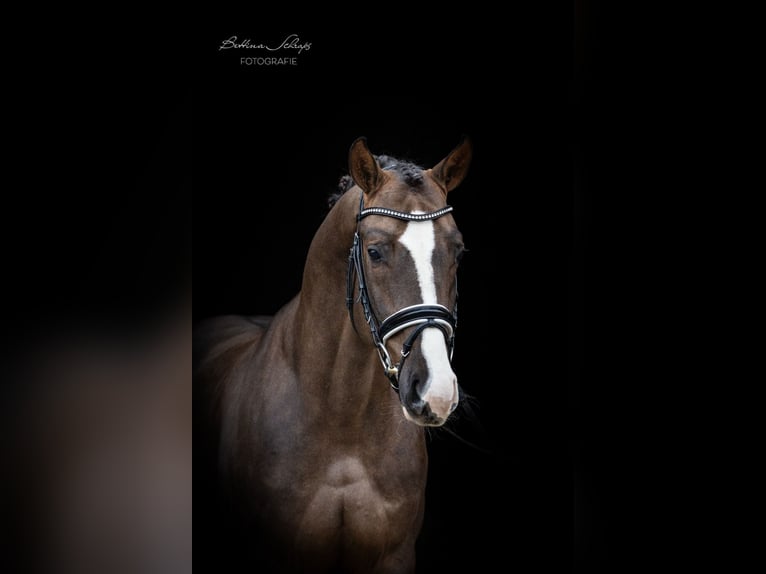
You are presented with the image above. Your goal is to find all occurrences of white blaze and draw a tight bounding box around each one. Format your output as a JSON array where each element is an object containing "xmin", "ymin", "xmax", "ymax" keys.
[{"xmin": 398, "ymin": 216, "xmax": 458, "ymax": 415}]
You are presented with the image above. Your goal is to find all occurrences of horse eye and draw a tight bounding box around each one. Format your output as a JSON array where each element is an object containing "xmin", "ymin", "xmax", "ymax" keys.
[
  {"xmin": 367, "ymin": 247, "xmax": 382, "ymax": 262},
  {"xmin": 456, "ymin": 247, "xmax": 466, "ymax": 264}
]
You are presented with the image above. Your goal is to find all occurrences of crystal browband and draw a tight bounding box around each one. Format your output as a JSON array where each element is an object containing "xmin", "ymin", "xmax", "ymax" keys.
[{"xmin": 358, "ymin": 206, "xmax": 454, "ymax": 222}]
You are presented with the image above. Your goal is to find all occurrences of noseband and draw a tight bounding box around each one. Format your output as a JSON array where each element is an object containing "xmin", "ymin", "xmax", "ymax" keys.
[{"xmin": 346, "ymin": 192, "xmax": 458, "ymax": 392}]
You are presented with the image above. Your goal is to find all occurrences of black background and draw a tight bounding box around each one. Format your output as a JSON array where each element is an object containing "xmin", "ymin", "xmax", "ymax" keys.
[
  {"xmin": 0, "ymin": 5, "xmax": 743, "ymax": 573},
  {"xmin": 189, "ymin": 9, "xmax": 724, "ymax": 572},
  {"xmin": 194, "ymin": 15, "xmax": 574, "ymax": 574},
  {"xmin": 0, "ymin": 6, "xmax": 667, "ymax": 573}
]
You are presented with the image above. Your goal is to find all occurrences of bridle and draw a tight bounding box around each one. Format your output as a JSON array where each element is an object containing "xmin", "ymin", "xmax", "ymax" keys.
[{"xmin": 346, "ymin": 191, "xmax": 458, "ymax": 392}]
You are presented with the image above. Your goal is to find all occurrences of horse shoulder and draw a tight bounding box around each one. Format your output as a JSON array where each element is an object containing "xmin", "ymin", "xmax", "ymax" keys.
[
  {"xmin": 201, "ymin": 300, "xmax": 305, "ymax": 476},
  {"xmin": 193, "ymin": 314, "xmax": 273, "ymax": 437}
]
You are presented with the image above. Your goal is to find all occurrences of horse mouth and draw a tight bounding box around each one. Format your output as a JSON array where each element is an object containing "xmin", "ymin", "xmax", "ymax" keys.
[{"xmin": 401, "ymin": 405, "xmax": 448, "ymax": 427}]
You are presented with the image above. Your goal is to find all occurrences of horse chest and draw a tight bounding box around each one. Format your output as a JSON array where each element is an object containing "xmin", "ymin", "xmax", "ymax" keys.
[
  {"xmin": 286, "ymin": 455, "xmax": 422, "ymax": 563},
  {"xmin": 299, "ymin": 456, "xmax": 405, "ymax": 532}
]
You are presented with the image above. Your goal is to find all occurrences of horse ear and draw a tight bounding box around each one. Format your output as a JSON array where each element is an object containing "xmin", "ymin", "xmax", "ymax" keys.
[
  {"xmin": 349, "ymin": 137, "xmax": 386, "ymax": 195},
  {"xmin": 432, "ymin": 136, "xmax": 473, "ymax": 193}
]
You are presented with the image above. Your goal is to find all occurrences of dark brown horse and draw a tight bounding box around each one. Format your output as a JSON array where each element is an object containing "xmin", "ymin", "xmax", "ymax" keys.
[{"xmin": 195, "ymin": 137, "xmax": 472, "ymax": 572}]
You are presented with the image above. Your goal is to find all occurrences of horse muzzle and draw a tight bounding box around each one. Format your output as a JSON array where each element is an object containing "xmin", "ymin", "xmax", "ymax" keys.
[{"xmin": 397, "ymin": 328, "xmax": 459, "ymax": 426}]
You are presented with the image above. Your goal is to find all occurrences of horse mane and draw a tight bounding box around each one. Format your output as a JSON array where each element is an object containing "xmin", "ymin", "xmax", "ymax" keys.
[{"xmin": 327, "ymin": 155, "xmax": 425, "ymax": 208}]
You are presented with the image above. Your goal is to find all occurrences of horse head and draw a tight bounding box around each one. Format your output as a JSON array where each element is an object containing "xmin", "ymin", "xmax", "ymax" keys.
[{"xmin": 347, "ymin": 137, "xmax": 472, "ymax": 426}]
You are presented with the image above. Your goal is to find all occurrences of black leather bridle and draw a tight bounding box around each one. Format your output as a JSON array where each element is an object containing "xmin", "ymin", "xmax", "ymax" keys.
[{"xmin": 346, "ymin": 191, "xmax": 458, "ymax": 392}]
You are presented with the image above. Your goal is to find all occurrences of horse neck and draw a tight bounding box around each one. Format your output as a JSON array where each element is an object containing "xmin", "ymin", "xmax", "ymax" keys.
[{"xmin": 293, "ymin": 191, "xmax": 395, "ymax": 419}]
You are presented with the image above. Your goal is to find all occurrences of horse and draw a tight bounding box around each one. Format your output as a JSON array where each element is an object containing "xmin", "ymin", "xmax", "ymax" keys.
[{"xmin": 194, "ymin": 136, "xmax": 472, "ymax": 573}]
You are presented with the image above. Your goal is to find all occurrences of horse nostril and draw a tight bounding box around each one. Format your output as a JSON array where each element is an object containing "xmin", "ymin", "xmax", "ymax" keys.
[
  {"xmin": 409, "ymin": 393, "xmax": 426, "ymax": 415},
  {"xmin": 408, "ymin": 378, "xmax": 426, "ymax": 415},
  {"xmin": 409, "ymin": 371, "xmax": 427, "ymax": 396}
]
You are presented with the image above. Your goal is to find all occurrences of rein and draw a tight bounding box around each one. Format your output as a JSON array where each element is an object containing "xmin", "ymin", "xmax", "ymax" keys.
[{"xmin": 346, "ymin": 192, "xmax": 458, "ymax": 392}]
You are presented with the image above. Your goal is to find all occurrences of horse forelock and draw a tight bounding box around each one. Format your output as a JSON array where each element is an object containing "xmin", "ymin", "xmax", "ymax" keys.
[{"xmin": 328, "ymin": 155, "xmax": 426, "ymax": 209}]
